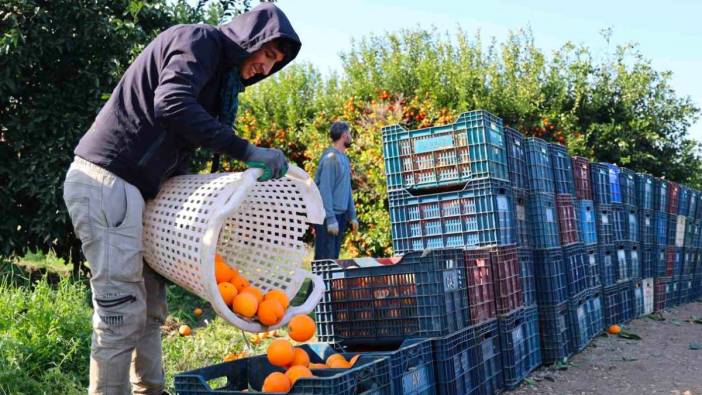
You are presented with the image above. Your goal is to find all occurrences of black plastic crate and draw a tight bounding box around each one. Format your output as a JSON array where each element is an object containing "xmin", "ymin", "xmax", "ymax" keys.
[
  {"xmin": 567, "ymin": 292, "xmax": 590, "ymax": 353},
  {"xmin": 523, "ymin": 304, "xmax": 542, "ymax": 375},
  {"xmin": 549, "ymin": 143, "xmax": 575, "ymax": 195},
  {"xmin": 572, "ymin": 156, "xmax": 592, "ymax": 200},
  {"xmin": 598, "ymin": 244, "xmax": 617, "ymax": 286},
  {"xmin": 388, "ymin": 179, "xmax": 515, "ymax": 253},
  {"xmin": 639, "ymin": 210, "xmax": 655, "ymax": 245},
  {"xmin": 533, "ymin": 248, "xmax": 568, "ymax": 305},
  {"xmin": 603, "ymin": 281, "xmax": 634, "ymax": 326},
  {"xmin": 174, "ymin": 344, "xmax": 392, "ymax": 395},
  {"xmin": 636, "ymin": 173, "xmax": 654, "ymax": 211},
  {"xmin": 527, "ymin": 192, "xmax": 560, "ymax": 249},
  {"xmin": 584, "ymin": 246, "xmax": 601, "ymax": 290},
  {"xmin": 653, "ymin": 177, "xmax": 669, "ymax": 213},
  {"xmin": 490, "ymin": 245, "xmax": 524, "ymax": 315},
  {"xmin": 595, "ymin": 204, "xmax": 615, "ymax": 245},
  {"xmin": 519, "ymin": 248, "xmax": 536, "ymax": 307},
  {"xmin": 513, "ymin": 188, "xmax": 529, "ymax": 247},
  {"xmin": 312, "ymin": 249, "xmax": 469, "ymax": 346},
  {"xmin": 619, "ymin": 167, "xmax": 637, "ymax": 207},
  {"xmin": 562, "ymin": 243, "xmax": 589, "ymax": 297},
  {"xmin": 464, "ymin": 248, "xmax": 496, "ymax": 325},
  {"xmin": 504, "ymin": 127, "xmax": 528, "ymax": 191},
  {"xmin": 538, "ymin": 302, "xmax": 572, "ymax": 365},
  {"xmin": 525, "ymin": 137, "xmax": 555, "ymax": 193},
  {"xmin": 556, "ymin": 194, "xmax": 581, "ymax": 246},
  {"xmin": 432, "ymin": 320, "xmax": 502, "ymax": 395}
]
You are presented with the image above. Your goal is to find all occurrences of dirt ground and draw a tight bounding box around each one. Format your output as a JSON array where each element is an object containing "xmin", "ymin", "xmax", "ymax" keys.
[{"xmin": 509, "ymin": 301, "xmax": 702, "ymax": 395}]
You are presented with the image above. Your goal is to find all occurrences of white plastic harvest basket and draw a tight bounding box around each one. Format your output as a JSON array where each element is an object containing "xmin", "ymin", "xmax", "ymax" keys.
[{"xmin": 143, "ymin": 165, "xmax": 325, "ymax": 332}]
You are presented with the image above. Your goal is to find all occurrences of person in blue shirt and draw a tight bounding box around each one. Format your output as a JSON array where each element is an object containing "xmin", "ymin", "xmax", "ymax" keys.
[{"xmin": 314, "ymin": 121, "xmax": 358, "ymax": 259}]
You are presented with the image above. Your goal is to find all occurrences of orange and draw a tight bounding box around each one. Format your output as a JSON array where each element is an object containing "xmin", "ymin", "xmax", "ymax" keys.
[
  {"xmin": 289, "ymin": 347, "xmax": 310, "ymax": 367},
  {"xmin": 608, "ymin": 324, "xmax": 622, "ymax": 335},
  {"xmin": 267, "ymin": 339, "xmax": 295, "ymax": 367},
  {"xmin": 288, "ymin": 314, "xmax": 316, "ymax": 342},
  {"xmin": 258, "ymin": 299, "xmax": 285, "ymax": 326},
  {"xmin": 231, "ymin": 274, "xmax": 251, "ymax": 292},
  {"xmin": 348, "ymin": 354, "xmax": 360, "ymax": 367},
  {"xmin": 218, "ymin": 282, "xmax": 238, "ymax": 305},
  {"xmin": 193, "ymin": 307, "xmax": 203, "ymax": 318},
  {"xmin": 309, "ymin": 363, "xmax": 327, "ymax": 369},
  {"xmin": 223, "ymin": 353, "xmax": 238, "ymax": 362},
  {"xmin": 261, "ymin": 371, "xmax": 291, "ymax": 392},
  {"xmin": 325, "ymin": 354, "xmax": 347, "ymax": 366},
  {"xmin": 215, "ymin": 254, "xmax": 237, "ymax": 283},
  {"xmin": 178, "ymin": 324, "xmax": 191, "ymax": 336},
  {"xmin": 232, "ymin": 292, "xmax": 259, "ymax": 318},
  {"xmin": 241, "ymin": 286, "xmax": 264, "ymax": 303},
  {"xmin": 285, "ymin": 365, "xmax": 313, "ymax": 385},
  {"xmin": 264, "ymin": 289, "xmax": 290, "ymax": 310},
  {"xmin": 327, "ymin": 359, "xmax": 351, "ymax": 369}
]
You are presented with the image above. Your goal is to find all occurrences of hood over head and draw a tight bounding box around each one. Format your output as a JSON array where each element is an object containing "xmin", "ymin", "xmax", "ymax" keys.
[{"xmin": 218, "ymin": 3, "xmax": 301, "ymax": 86}]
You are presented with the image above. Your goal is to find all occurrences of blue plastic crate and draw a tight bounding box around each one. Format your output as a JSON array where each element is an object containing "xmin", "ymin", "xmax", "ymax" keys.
[
  {"xmin": 174, "ymin": 344, "xmax": 392, "ymax": 395},
  {"xmin": 678, "ymin": 185, "xmax": 691, "ymax": 216},
  {"xmin": 640, "ymin": 244, "xmax": 655, "ymax": 279},
  {"xmin": 523, "ymin": 305, "xmax": 542, "ymax": 375},
  {"xmin": 639, "ymin": 210, "xmax": 655, "ymax": 245},
  {"xmin": 654, "ymin": 177, "xmax": 669, "ymax": 213},
  {"xmin": 667, "ymin": 278, "xmax": 680, "ymax": 307},
  {"xmin": 619, "ymin": 167, "xmax": 637, "ymax": 207},
  {"xmin": 631, "ymin": 279, "xmax": 644, "ymax": 317},
  {"xmin": 538, "ymin": 301, "xmax": 572, "ymax": 365},
  {"xmin": 513, "ymin": 188, "xmax": 529, "ymax": 247},
  {"xmin": 586, "ymin": 288, "xmax": 605, "ymax": 339},
  {"xmin": 533, "ymin": 248, "xmax": 568, "ymax": 305},
  {"xmin": 611, "ymin": 204, "xmax": 638, "ymax": 242},
  {"xmin": 654, "ymin": 211, "xmax": 668, "ymax": 246},
  {"xmin": 567, "ymin": 292, "xmax": 590, "ymax": 353},
  {"xmin": 606, "ymin": 164, "xmax": 623, "ymax": 204},
  {"xmin": 382, "ymin": 110, "xmax": 508, "ymax": 191},
  {"xmin": 549, "ymin": 143, "xmax": 575, "ymax": 195},
  {"xmin": 681, "ymin": 248, "xmax": 693, "ymax": 276},
  {"xmin": 525, "ymin": 137, "xmax": 555, "ymax": 193},
  {"xmin": 431, "ymin": 320, "xmax": 502, "ymax": 395},
  {"xmin": 615, "ymin": 243, "xmax": 630, "ymax": 282},
  {"xmin": 688, "ymin": 189, "xmax": 699, "ymax": 220},
  {"xmin": 595, "ymin": 204, "xmax": 615, "ymax": 245},
  {"xmin": 388, "ymin": 179, "xmax": 514, "ymax": 254},
  {"xmin": 356, "ymin": 339, "xmax": 436, "ymax": 395},
  {"xmin": 527, "ymin": 192, "xmax": 560, "ymax": 249},
  {"xmin": 684, "ymin": 220, "xmax": 696, "ymax": 248},
  {"xmin": 498, "ymin": 308, "xmax": 530, "ymax": 389},
  {"xmin": 636, "ymin": 173, "xmax": 654, "ymax": 211},
  {"xmin": 504, "ymin": 127, "xmax": 528, "ymax": 191},
  {"xmin": 311, "ymin": 249, "xmax": 469, "ymax": 346},
  {"xmin": 603, "ymin": 280, "xmax": 634, "ymax": 326},
  {"xmin": 578, "ymin": 200, "xmax": 597, "ymax": 246},
  {"xmin": 519, "ymin": 248, "xmax": 536, "ymax": 307},
  {"xmin": 584, "ymin": 246, "xmax": 601, "ymax": 290},
  {"xmin": 668, "ymin": 214, "xmax": 685, "ymax": 247},
  {"xmin": 677, "ymin": 275, "xmax": 693, "ymax": 304},
  {"xmin": 590, "ymin": 163, "xmax": 612, "ymax": 204},
  {"xmin": 598, "ymin": 244, "xmax": 617, "ymax": 286},
  {"xmin": 562, "ymin": 243, "xmax": 589, "ymax": 297},
  {"xmin": 653, "ymin": 245, "xmax": 668, "ymax": 276},
  {"xmin": 629, "ymin": 243, "xmax": 642, "ymax": 280}
]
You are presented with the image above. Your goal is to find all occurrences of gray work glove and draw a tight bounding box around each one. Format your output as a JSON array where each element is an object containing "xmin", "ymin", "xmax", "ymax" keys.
[
  {"xmin": 327, "ymin": 219, "xmax": 339, "ymax": 236},
  {"xmin": 243, "ymin": 144, "xmax": 288, "ymax": 181}
]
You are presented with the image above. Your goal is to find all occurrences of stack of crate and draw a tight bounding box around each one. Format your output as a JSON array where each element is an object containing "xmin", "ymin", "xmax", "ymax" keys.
[{"xmin": 636, "ymin": 173, "xmax": 656, "ymax": 315}]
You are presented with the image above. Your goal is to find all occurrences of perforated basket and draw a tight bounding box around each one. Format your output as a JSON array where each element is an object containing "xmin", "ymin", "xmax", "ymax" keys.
[{"xmin": 143, "ymin": 166, "xmax": 325, "ymax": 332}]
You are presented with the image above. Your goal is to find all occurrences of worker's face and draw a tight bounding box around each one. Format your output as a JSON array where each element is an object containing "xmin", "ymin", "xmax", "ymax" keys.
[{"xmin": 240, "ymin": 41, "xmax": 285, "ymax": 80}]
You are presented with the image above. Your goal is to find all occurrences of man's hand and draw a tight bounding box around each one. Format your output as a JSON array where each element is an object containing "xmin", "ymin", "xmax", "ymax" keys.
[
  {"xmin": 350, "ymin": 219, "xmax": 359, "ymax": 232},
  {"xmin": 327, "ymin": 221, "xmax": 339, "ymax": 236},
  {"xmin": 243, "ymin": 144, "xmax": 288, "ymax": 181}
]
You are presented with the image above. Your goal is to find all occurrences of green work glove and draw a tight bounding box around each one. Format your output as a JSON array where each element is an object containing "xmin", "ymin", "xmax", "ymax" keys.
[{"xmin": 243, "ymin": 144, "xmax": 289, "ymax": 181}]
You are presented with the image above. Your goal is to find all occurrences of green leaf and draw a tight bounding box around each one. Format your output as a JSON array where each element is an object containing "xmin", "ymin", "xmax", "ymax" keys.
[
  {"xmin": 689, "ymin": 316, "xmax": 702, "ymax": 325},
  {"xmin": 618, "ymin": 331, "xmax": 642, "ymax": 340},
  {"xmin": 689, "ymin": 342, "xmax": 702, "ymax": 350},
  {"xmin": 646, "ymin": 313, "xmax": 665, "ymax": 321}
]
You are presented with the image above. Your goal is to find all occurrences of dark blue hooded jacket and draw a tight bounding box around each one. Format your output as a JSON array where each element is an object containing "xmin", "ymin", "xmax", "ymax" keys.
[{"xmin": 74, "ymin": 3, "xmax": 301, "ymax": 199}]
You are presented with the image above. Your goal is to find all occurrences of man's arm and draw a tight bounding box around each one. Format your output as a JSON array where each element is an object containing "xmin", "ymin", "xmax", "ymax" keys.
[{"xmin": 153, "ymin": 26, "xmax": 249, "ymax": 160}]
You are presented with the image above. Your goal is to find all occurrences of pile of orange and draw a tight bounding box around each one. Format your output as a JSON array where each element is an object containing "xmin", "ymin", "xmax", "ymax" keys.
[{"xmin": 215, "ymin": 253, "xmax": 292, "ymax": 326}]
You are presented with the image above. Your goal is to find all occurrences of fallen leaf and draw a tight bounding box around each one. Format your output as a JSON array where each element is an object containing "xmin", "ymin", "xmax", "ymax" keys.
[
  {"xmin": 618, "ymin": 331, "xmax": 642, "ymax": 340},
  {"xmin": 688, "ymin": 316, "xmax": 702, "ymax": 325},
  {"xmin": 544, "ymin": 375, "xmax": 556, "ymax": 382},
  {"xmin": 524, "ymin": 378, "xmax": 536, "ymax": 386},
  {"xmin": 670, "ymin": 319, "xmax": 682, "ymax": 326},
  {"xmin": 689, "ymin": 342, "xmax": 702, "ymax": 350},
  {"xmin": 621, "ymin": 356, "xmax": 638, "ymax": 362},
  {"xmin": 647, "ymin": 313, "xmax": 665, "ymax": 321}
]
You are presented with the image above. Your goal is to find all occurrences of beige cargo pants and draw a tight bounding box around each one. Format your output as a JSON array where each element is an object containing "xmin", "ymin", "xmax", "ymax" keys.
[{"xmin": 63, "ymin": 156, "xmax": 167, "ymax": 395}]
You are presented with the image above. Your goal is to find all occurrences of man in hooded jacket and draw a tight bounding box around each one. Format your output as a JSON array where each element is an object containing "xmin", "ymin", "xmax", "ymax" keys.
[{"xmin": 62, "ymin": 4, "xmax": 300, "ymax": 394}]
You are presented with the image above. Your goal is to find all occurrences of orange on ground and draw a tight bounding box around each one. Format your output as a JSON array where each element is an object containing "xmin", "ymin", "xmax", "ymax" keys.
[
  {"xmin": 258, "ymin": 299, "xmax": 285, "ymax": 326},
  {"xmin": 178, "ymin": 325, "xmax": 191, "ymax": 336},
  {"xmin": 285, "ymin": 365, "xmax": 313, "ymax": 385},
  {"xmin": 218, "ymin": 282, "xmax": 238, "ymax": 305},
  {"xmin": 608, "ymin": 324, "xmax": 622, "ymax": 335},
  {"xmin": 232, "ymin": 292, "xmax": 259, "ymax": 318},
  {"xmin": 193, "ymin": 307, "xmax": 203, "ymax": 318},
  {"xmin": 215, "ymin": 254, "xmax": 237, "ymax": 283},
  {"xmin": 241, "ymin": 286, "xmax": 264, "ymax": 303},
  {"xmin": 264, "ymin": 289, "xmax": 290, "ymax": 310},
  {"xmin": 231, "ymin": 274, "xmax": 251, "ymax": 292},
  {"xmin": 261, "ymin": 372, "xmax": 291, "ymax": 393},
  {"xmin": 267, "ymin": 339, "xmax": 295, "ymax": 367},
  {"xmin": 289, "ymin": 347, "xmax": 310, "ymax": 367},
  {"xmin": 288, "ymin": 314, "xmax": 316, "ymax": 342}
]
